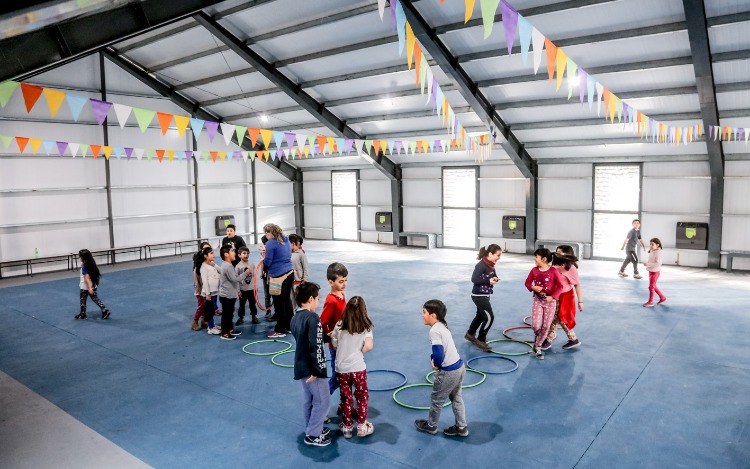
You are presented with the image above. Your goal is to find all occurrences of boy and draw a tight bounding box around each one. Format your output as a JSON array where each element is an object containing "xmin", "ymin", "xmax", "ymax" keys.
[
  {"xmin": 218, "ymin": 246, "xmax": 250, "ymax": 340},
  {"xmin": 221, "ymin": 224, "xmax": 246, "ymax": 267},
  {"xmin": 415, "ymin": 299, "xmax": 469, "ymax": 437},
  {"xmin": 290, "ymin": 282, "xmax": 331, "ymax": 447},
  {"xmin": 235, "ymin": 246, "xmax": 259, "ymax": 325},
  {"xmin": 289, "ymin": 234, "xmax": 309, "ymax": 284},
  {"xmin": 320, "ymin": 262, "xmax": 348, "ymax": 397},
  {"xmin": 618, "ymin": 219, "xmax": 647, "ymax": 279}
]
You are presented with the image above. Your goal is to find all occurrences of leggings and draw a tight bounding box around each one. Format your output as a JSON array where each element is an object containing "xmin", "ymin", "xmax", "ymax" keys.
[
  {"xmin": 80, "ymin": 289, "xmax": 108, "ymax": 314},
  {"xmin": 648, "ymin": 271, "xmax": 665, "ymax": 303},
  {"xmin": 337, "ymin": 370, "xmax": 369, "ymax": 427},
  {"xmin": 531, "ymin": 297, "xmax": 557, "ymax": 348},
  {"xmin": 272, "ymin": 272, "xmax": 295, "ymax": 333},
  {"xmin": 468, "ymin": 295, "xmax": 494, "ymax": 342},
  {"xmin": 620, "ymin": 250, "xmax": 640, "ymax": 274}
]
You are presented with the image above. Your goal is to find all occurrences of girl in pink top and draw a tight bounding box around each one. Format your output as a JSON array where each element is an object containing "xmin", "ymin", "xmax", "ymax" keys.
[
  {"xmin": 545, "ymin": 245, "xmax": 583, "ymax": 350},
  {"xmin": 642, "ymin": 238, "xmax": 666, "ymax": 307},
  {"xmin": 524, "ymin": 248, "xmax": 564, "ymax": 360}
]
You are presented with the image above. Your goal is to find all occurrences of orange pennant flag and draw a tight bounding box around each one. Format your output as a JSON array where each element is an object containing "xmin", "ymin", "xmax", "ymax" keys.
[
  {"xmin": 406, "ymin": 23, "xmax": 416, "ymax": 70},
  {"xmin": 248, "ymin": 128, "xmax": 260, "ymax": 147},
  {"xmin": 555, "ymin": 49, "xmax": 567, "ymax": 92},
  {"xmin": 697, "ymin": 123, "xmax": 703, "ymax": 137},
  {"xmin": 156, "ymin": 149, "xmax": 165, "ymax": 162},
  {"xmin": 544, "ymin": 39, "xmax": 557, "ymax": 82},
  {"xmin": 174, "ymin": 115, "xmax": 190, "ymax": 137},
  {"xmin": 156, "ymin": 112, "xmax": 173, "ymax": 135},
  {"xmin": 103, "ymin": 146, "xmax": 112, "ymax": 160},
  {"xmin": 90, "ymin": 145, "xmax": 101, "ymax": 159},
  {"xmin": 15, "ymin": 137, "xmax": 29, "ymax": 152},
  {"xmin": 43, "ymin": 88, "xmax": 66, "ymax": 117},
  {"xmin": 167, "ymin": 150, "xmax": 175, "ymax": 161},
  {"xmin": 210, "ymin": 151, "xmax": 218, "ymax": 162},
  {"xmin": 675, "ymin": 127, "xmax": 681, "ymax": 145},
  {"xmin": 30, "ymin": 138, "xmax": 42, "ymax": 153},
  {"xmin": 602, "ymin": 89, "xmax": 611, "ymax": 121},
  {"xmin": 373, "ymin": 140, "xmax": 382, "ymax": 155},
  {"xmin": 317, "ymin": 136, "xmax": 327, "ymax": 155},
  {"xmin": 451, "ymin": 139, "xmax": 457, "ymax": 150},
  {"xmin": 414, "ymin": 44, "xmax": 422, "ymax": 87},
  {"xmin": 260, "ymin": 129, "xmax": 273, "ymax": 148},
  {"xmin": 20, "ymin": 83, "xmax": 43, "ymax": 112}
]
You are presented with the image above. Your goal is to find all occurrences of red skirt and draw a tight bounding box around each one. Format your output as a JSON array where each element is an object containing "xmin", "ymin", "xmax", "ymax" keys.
[{"xmin": 558, "ymin": 289, "xmax": 576, "ymax": 330}]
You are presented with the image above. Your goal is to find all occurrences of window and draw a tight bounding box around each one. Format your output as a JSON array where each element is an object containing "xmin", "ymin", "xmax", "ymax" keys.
[
  {"xmin": 442, "ymin": 168, "xmax": 477, "ymax": 248},
  {"xmin": 331, "ymin": 171, "xmax": 358, "ymax": 240},
  {"xmin": 592, "ymin": 165, "xmax": 640, "ymax": 258}
]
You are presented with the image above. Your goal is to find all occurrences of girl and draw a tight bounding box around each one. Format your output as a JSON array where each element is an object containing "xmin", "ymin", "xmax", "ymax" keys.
[
  {"xmin": 331, "ymin": 296, "xmax": 374, "ymax": 439},
  {"xmin": 199, "ymin": 247, "xmax": 221, "ymax": 334},
  {"xmin": 643, "ymin": 238, "xmax": 666, "ymax": 307},
  {"xmin": 75, "ymin": 249, "xmax": 111, "ymax": 320},
  {"xmin": 465, "ymin": 244, "xmax": 501, "ymax": 352},
  {"xmin": 191, "ymin": 242, "xmax": 213, "ymax": 331},
  {"xmin": 524, "ymin": 248, "xmax": 564, "ymax": 360},
  {"xmin": 416, "ymin": 299, "xmax": 469, "ymax": 437},
  {"xmin": 545, "ymin": 245, "xmax": 583, "ymax": 350}
]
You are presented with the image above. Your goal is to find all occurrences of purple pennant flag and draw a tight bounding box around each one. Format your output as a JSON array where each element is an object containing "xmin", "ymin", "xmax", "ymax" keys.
[
  {"xmin": 56, "ymin": 141, "xmax": 68, "ymax": 156},
  {"xmin": 431, "ymin": 78, "xmax": 438, "ymax": 109},
  {"xmin": 501, "ymin": 0, "xmax": 519, "ymax": 56},
  {"xmin": 709, "ymin": 125, "xmax": 714, "ymax": 140},
  {"xmin": 284, "ymin": 132, "xmax": 296, "ymax": 150},
  {"xmin": 185, "ymin": 150, "xmax": 192, "ymax": 160},
  {"xmin": 276, "ymin": 148, "xmax": 283, "ymax": 160},
  {"xmin": 125, "ymin": 147, "xmax": 133, "ymax": 160},
  {"xmin": 232, "ymin": 151, "xmax": 239, "ymax": 161},
  {"xmin": 579, "ymin": 70, "xmax": 587, "ymax": 103},
  {"xmin": 739, "ymin": 128, "xmax": 745, "ymax": 142},
  {"xmin": 622, "ymin": 103, "xmax": 629, "ymax": 123},
  {"xmin": 344, "ymin": 138, "xmax": 354, "ymax": 154},
  {"xmin": 390, "ymin": 0, "xmax": 398, "ymax": 31},
  {"xmin": 395, "ymin": 141, "xmax": 403, "ymax": 154},
  {"xmin": 434, "ymin": 140, "xmax": 442, "ymax": 152},
  {"xmin": 205, "ymin": 121, "xmax": 219, "ymax": 142},
  {"xmin": 89, "ymin": 99, "xmax": 113, "ymax": 125}
]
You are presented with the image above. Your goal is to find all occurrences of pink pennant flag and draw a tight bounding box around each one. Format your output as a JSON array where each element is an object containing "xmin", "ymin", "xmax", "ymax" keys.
[
  {"xmin": 205, "ymin": 121, "xmax": 219, "ymax": 142},
  {"xmin": 89, "ymin": 99, "xmax": 113, "ymax": 125},
  {"xmin": 500, "ymin": 0, "xmax": 518, "ymax": 55}
]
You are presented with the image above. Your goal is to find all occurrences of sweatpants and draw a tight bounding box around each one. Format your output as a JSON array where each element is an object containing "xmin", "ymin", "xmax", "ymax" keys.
[
  {"xmin": 219, "ymin": 297, "xmax": 237, "ymax": 335},
  {"xmin": 301, "ymin": 376, "xmax": 330, "ymax": 437},
  {"xmin": 428, "ymin": 365, "xmax": 467, "ymax": 428},
  {"xmin": 468, "ymin": 295, "xmax": 494, "ymax": 342},
  {"xmin": 620, "ymin": 250, "xmax": 640, "ymax": 274},
  {"xmin": 532, "ymin": 297, "xmax": 557, "ymax": 348},
  {"xmin": 238, "ymin": 289, "xmax": 258, "ymax": 318},
  {"xmin": 79, "ymin": 289, "xmax": 108, "ymax": 314},
  {"xmin": 338, "ymin": 370, "xmax": 368, "ymax": 427},
  {"xmin": 193, "ymin": 295, "xmax": 205, "ymax": 321}
]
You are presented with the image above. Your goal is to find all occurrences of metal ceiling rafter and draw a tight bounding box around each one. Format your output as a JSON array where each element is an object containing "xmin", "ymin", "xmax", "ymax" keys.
[
  {"xmin": 101, "ymin": 48, "xmax": 297, "ymax": 181},
  {"xmin": 681, "ymin": 0, "xmax": 724, "ymax": 269},
  {"xmin": 193, "ymin": 11, "xmax": 399, "ymax": 181}
]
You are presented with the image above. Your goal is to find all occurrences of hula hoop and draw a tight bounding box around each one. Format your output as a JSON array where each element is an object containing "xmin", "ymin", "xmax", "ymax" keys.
[
  {"xmin": 486, "ymin": 338, "xmax": 534, "ymax": 356},
  {"xmin": 425, "ymin": 368, "xmax": 486, "ymax": 389},
  {"xmin": 466, "ymin": 355, "xmax": 518, "ymax": 375},
  {"xmin": 524, "ymin": 315, "xmax": 560, "ymax": 329},
  {"xmin": 366, "ymin": 369, "xmax": 408, "ymax": 391},
  {"xmin": 253, "ymin": 262, "xmax": 272, "ymax": 312},
  {"xmin": 392, "ymin": 383, "xmax": 451, "ymax": 410},
  {"xmin": 503, "ymin": 325, "xmax": 535, "ymax": 344},
  {"xmin": 271, "ymin": 349, "xmax": 295, "ymax": 368},
  {"xmin": 242, "ymin": 339, "xmax": 292, "ymax": 356}
]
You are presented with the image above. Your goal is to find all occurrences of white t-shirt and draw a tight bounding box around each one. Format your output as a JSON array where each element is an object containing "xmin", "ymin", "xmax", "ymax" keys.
[
  {"xmin": 331, "ymin": 322, "xmax": 373, "ymax": 374},
  {"xmin": 429, "ymin": 322, "xmax": 460, "ymax": 368}
]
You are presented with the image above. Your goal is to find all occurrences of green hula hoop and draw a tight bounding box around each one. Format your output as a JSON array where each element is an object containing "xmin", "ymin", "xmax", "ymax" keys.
[
  {"xmin": 242, "ymin": 339, "xmax": 293, "ymax": 356},
  {"xmin": 425, "ymin": 368, "xmax": 486, "ymax": 389},
  {"xmin": 271, "ymin": 349, "xmax": 295, "ymax": 368},
  {"xmin": 392, "ymin": 383, "xmax": 452, "ymax": 410},
  {"xmin": 486, "ymin": 338, "xmax": 534, "ymax": 356}
]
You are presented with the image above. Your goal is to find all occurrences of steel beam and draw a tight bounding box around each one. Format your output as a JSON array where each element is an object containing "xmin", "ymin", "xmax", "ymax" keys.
[{"xmin": 682, "ymin": 0, "xmax": 724, "ymax": 268}]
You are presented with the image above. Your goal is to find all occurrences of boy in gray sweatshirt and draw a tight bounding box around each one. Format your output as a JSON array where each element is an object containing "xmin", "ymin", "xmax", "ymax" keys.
[
  {"xmin": 235, "ymin": 246, "xmax": 258, "ymax": 325},
  {"xmin": 219, "ymin": 246, "xmax": 251, "ymax": 340}
]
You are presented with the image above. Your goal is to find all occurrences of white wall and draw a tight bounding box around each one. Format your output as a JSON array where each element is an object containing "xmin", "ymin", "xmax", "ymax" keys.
[
  {"xmin": 723, "ymin": 160, "xmax": 750, "ymax": 271},
  {"xmin": 479, "ymin": 163, "xmax": 527, "ymax": 253}
]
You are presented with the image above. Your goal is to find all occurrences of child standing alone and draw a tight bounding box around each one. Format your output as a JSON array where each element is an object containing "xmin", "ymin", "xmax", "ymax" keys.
[
  {"xmin": 74, "ymin": 249, "xmax": 111, "ymax": 320},
  {"xmin": 525, "ymin": 248, "xmax": 564, "ymax": 360},
  {"xmin": 642, "ymin": 238, "xmax": 667, "ymax": 307},
  {"xmin": 331, "ymin": 296, "xmax": 374, "ymax": 439},
  {"xmin": 465, "ymin": 244, "xmax": 501, "ymax": 352}
]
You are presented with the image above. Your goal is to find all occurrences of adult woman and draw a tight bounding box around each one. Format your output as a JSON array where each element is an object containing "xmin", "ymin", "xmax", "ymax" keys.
[{"xmin": 262, "ymin": 223, "xmax": 295, "ymax": 338}]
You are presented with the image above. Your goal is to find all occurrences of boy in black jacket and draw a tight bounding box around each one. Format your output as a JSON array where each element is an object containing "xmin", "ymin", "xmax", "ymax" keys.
[{"xmin": 290, "ymin": 282, "xmax": 331, "ymax": 447}]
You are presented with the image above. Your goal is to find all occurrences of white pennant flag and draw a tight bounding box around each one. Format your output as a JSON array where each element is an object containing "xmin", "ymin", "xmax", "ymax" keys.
[
  {"xmin": 378, "ymin": 0, "xmax": 386, "ymax": 19},
  {"xmin": 296, "ymin": 133, "xmax": 308, "ymax": 152},
  {"xmin": 220, "ymin": 123, "xmax": 235, "ymax": 146},
  {"xmin": 425, "ymin": 67, "xmax": 433, "ymax": 105},
  {"xmin": 283, "ymin": 148, "xmax": 290, "ymax": 159},
  {"xmin": 596, "ymin": 83, "xmax": 604, "ymax": 117},
  {"xmin": 745, "ymin": 128, "xmax": 749, "ymax": 144},
  {"xmin": 69, "ymin": 143, "xmax": 79, "ymax": 158},
  {"xmin": 354, "ymin": 139, "xmax": 364, "ymax": 155},
  {"xmin": 134, "ymin": 148, "xmax": 144, "ymax": 160},
  {"xmin": 531, "ymin": 28, "xmax": 545, "ymax": 74},
  {"xmin": 241, "ymin": 151, "xmax": 248, "ymax": 162},
  {"xmin": 193, "ymin": 150, "xmax": 202, "ymax": 160},
  {"xmin": 112, "ymin": 104, "xmax": 132, "ymax": 128}
]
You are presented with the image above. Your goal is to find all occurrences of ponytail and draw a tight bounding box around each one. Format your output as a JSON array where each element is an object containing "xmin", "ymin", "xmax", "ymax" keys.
[{"xmin": 477, "ymin": 243, "xmax": 502, "ymax": 260}]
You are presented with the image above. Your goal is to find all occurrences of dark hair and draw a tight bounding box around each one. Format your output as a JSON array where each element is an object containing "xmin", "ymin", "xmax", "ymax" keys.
[
  {"xmin": 632, "ymin": 219, "xmax": 641, "ymax": 224},
  {"xmin": 296, "ymin": 281, "xmax": 320, "ymax": 307},
  {"xmin": 326, "ymin": 262, "xmax": 348, "ymax": 281},
  {"xmin": 226, "ymin": 224, "xmax": 236, "ymax": 231},
  {"xmin": 220, "ymin": 245, "xmax": 233, "ymax": 260},
  {"xmin": 552, "ymin": 245, "xmax": 578, "ymax": 270},
  {"xmin": 650, "ymin": 238, "xmax": 662, "ymax": 250},
  {"xmin": 200, "ymin": 241, "xmax": 211, "ymax": 250},
  {"xmin": 79, "ymin": 249, "xmax": 101, "ymax": 286},
  {"xmin": 534, "ymin": 248, "xmax": 552, "ymax": 264},
  {"xmin": 288, "ymin": 233, "xmax": 303, "ymax": 245},
  {"xmin": 477, "ymin": 244, "xmax": 502, "ymax": 260},
  {"xmin": 423, "ymin": 299, "xmax": 448, "ymax": 327},
  {"xmin": 237, "ymin": 246, "xmax": 249, "ymax": 255},
  {"xmin": 341, "ymin": 296, "xmax": 373, "ymax": 334}
]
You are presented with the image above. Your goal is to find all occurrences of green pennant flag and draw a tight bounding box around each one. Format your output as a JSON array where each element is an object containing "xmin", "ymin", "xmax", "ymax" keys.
[
  {"xmin": 0, "ymin": 81, "xmax": 19, "ymax": 107},
  {"xmin": 79, "ymin": 143, "xmax": 89, "ymax": 158},
  {"xmin": 146, "ymin": 149, "xmax": 154, "ymax": 160},
  {"xmin": 133, "ymin": 108, "xmax": 156, "ymax": 133},
  {"xmin": 0, "ymin": 134, "xmax": 12, "ymax": 149},
  {"xmin": 409, "ymin": 141, "xmax": 418, "ymax": 154},
  {"xmin": 235, "ymin": 125, "xmax": 248, "ymax": 146},
  {"xmin": 307, "ymin": 135, "xmax": 317, "ymax": 155},
  {"xmin": 364, "ymin": 140, "xmax": 373, "ymax": 155},
  {"xmin": 248, "ymin": 150, "xmax": 256, "ymax": 161}
]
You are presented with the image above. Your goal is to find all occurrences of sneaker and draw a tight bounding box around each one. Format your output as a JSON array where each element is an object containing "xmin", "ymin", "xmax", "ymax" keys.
[
  {"xmin": 324, "ymin": 416, "xmax": 332, "ymax": 424},
  {"xmin": 357, "ymin": 421, "xmax": 374, "ymax": 437},
  {"xmin": 643, "ymin": 302, "xmax": 655, "ymax": 307},
  {"xmin": 220, "ymin": 333, "xmax": 236, "ymax": 341},
  {"xmin": 618, "ymin": 271, "xmax": 628, "ymax": 277},
  {"xmin": 251, "ymin": 317, "xmax": 260, "ymax": 324},
  {"xmin": 464, "ymin": 332, "xmax": 478, "ymax": 344},
  {"xmin": 475, "ymin": 340, "xmax": 492, "ymax": 352},
  {"xmin": 321, "ymin": 427, "xmax": 330, "ymax": 438},
  {"xmin": 562, "ymin": 339, "xmax": 581, "ymax": 350},
  {"xmin": 207, "ymin": 326, "xmax": 221, "ymax": 335},
  {"xmin": 303, "ymin": 434, "xmax": 331, "ymax": 447},
  {"xmin": 101, "ymin": 310, "xmax": 111, "ymax": 320},
  {"xmin": 657, "ymin": 297, "xmax": 667, "ymax": 305},
  {"xmin": 229, "ymin": 329, "xmax": 242, "ymax": 336},
  {"xmin": 534, "ymin": 347, "xmax": 544, "ymax": 360},
  {"xmin": 541, "ymin": 339, "xmax": 552, "ymax": 351},
  {"xmin": 415, "ymin": 419, "xmax": 437, "ymax": 435},
  {"xmin": 633, "ymin": 274, "xmax": 643, "ymax": 279},
  {"xmin": 74, "ymin": 313, "xmax": 87, "ymax": 320},
  {"xmin": 443, "ymin": 425, "xmax": 469, "ymax": 437},
  {"xmin": 267, "ymin": 331, "xmax": 286, "ymax": 338},
  {"xmin": 192, "ymin": 320, "xmax": 200, "ymax": 331},
  {"xmin": 235, "ymin": 317, "xmax": 244, "ymax": 326},
  {"xmin": 340, "ymin": 423, "xmax": 353, "ymax": 439}
]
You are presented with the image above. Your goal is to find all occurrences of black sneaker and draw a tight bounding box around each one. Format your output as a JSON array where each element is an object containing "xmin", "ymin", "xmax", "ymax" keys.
[
  {"xmin": 74, "ymin": 313, "xmax": 87, "ymax": 320},
  {"xmin": 321, "ymin": 427, "xmax": 330, "ymax": 438},
  {"xmin": 220, "ymin": 333, "xmax": 237, "ymax": 341},
  {"xmin": 443, "ymin": 425, "xmax": 469, "ymax": 437},
  {"xmin": 541, "ymin": 339, "xmax": 552, "ymax": 351},
  {"xmin": 235, "ymin": 317, "xmax": 244, "ymax": 326},
  {"xmin": 415, "ymin": 419, "xmax": 437, "ymax": 435},
  {"xmin": 304, "ymin": 434, "xmax": 331, "ymax": 447},
  {"xmin": 251, "ymin": 316, "xmax": 260, "ymax": 324},
  {"xmin": 562, "ymin": 339, "xmax": 581, "ymax": 350},
  {"xmin": 101, "ymin": 310, "xmax": 111, "ymax": 320},
  {"xmin": 229, "ymin": 329, "xmax": 242, "ymax": 336}
]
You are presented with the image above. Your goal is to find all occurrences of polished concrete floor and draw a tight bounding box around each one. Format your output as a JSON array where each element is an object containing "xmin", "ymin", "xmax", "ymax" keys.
[{"xmin": 1, "ymin": 241, "xmax": 748, "ymax": 468}]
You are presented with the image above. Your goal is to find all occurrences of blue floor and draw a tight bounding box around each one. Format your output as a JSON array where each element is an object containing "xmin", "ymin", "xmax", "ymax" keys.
[{"xmin": 1, "ymin": 241, "xmax": 748, "ymax": 468}]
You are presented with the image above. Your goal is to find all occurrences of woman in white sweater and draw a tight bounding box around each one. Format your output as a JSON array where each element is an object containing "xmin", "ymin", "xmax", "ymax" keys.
[{"xmin": 642, "ymin": 238, "xmax": 666, "ymax": 307}]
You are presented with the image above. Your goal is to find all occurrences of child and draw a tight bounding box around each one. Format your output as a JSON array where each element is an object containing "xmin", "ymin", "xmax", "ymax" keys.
[
  {"xmin": 619, "ymin": 219, "xmax": 647, "ymax": 279},
  {"xmin": 74, "ymin": 249, "xmax": 111, "ymax": 320},
  {"xmin": 192, "ymin": 249, "xmax": 206, "ymax": 330},
  {"xmin": 221, "ymin": 224, "xmax": 246, "ymax": 267},
  {"xmin": 290, "ymin": 282, "xmax": 331, "ymax": 447},
  {"xmin": 289, "ymin": 234, "xmax": 309, "ymax": 284},
  {"xmin": 415, "ymin": 299, "xmax": 469, "ymax": 438},
  {"xmin": 218, "ymin": 246, "xmax": 251, "ymax": 340},
  {"xmin": 199, "ymin": 241, "xmax": 221, "ymax": 316},
  {"xmin": 235, "ymin": 246, "xmax": 259, "ymax": 325},
  {"xmin": 525, "ymin": 248, "xmax": 564, "ymax": 360},
  {"xmin": 199, "ymin": 247, "xmax": 222, "ymax": 335},
  {"xmin": 465, "ymin": 244, "xmax": 501, "ymax": 352},
  {"xmin": 320, "ymin": 262, "xmax": 348, "ymax": 399},
  {"xmin": 331, "ymin": 296, "xmax": 374, "ymax": 439},
  {"xmin": 544, "ymin": 245, "xmax": 583, "ymax": 350},
  {"xmin": 642, "ymin": 238, "xmax": 666, "ymax": 307}
]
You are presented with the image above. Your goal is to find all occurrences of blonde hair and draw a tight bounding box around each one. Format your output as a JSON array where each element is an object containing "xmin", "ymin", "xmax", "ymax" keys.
[{"xmin": 263, "ymin": 223, "xmax": 284, "ymax": 244}]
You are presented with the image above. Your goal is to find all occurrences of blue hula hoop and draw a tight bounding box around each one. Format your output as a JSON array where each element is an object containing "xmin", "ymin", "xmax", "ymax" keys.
[
  {"xmin": 366, "ymin": 369, "xmax": 408, "ymax": 391},
  {"xmin": 466, "ymin": 355, "xmax": 518, "ymax": 375}
]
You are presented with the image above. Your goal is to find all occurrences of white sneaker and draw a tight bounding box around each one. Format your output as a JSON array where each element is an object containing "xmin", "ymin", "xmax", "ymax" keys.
[{"xmin": 207, "ymin": 326, "xmax": 221, "ymax": 335}]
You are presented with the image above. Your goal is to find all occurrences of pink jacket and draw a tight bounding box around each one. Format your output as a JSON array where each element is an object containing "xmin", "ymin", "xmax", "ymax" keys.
[{"xmin": 644, "ymin": 249, "xmax": 663, "ymax": 272}]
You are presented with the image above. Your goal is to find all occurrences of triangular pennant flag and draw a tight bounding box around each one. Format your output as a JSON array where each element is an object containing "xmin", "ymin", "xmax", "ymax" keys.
[
  {"xmin": 245, "ymin": 127, "xmax": 259, "ymax": 147},
  {"xmin": 284, "ymin": 132, "xmax": 296, "ymax": 151},
  {"xmin": 282, "ymin": 148, "xmax": 290, "ymax": 159},
  {"xmin": 145, "ymin": 149, "xmax": 154, "ymax": 160},
  {"xmin": 365, "ymin": 139, "xmax": 374, "ymax": 155},
  {"xmin": 205, "ymin": 121, "xmax": 219, "ymax": 142},
  {"xmin": 480, "ymin": 0, "xmax": 501, "ymax": 39},
  {"xmin": 43, "ymin": 88, "xmax": 66, "ymax": 117},
  {"xmin": 220, "ymin": 123, "xmax": 236, "ymax": 145},
  {"xmin": 166, "ymin": 150, "xmax": 175, "ymax": 162},
  {"xmin": 65, "ymin": 94, "xmax": 88, "ymax": 121},
  {"xmin": 420, "ymin": 54, "xmax": 428, "ymax": 95},
  {"xmin": 410, "ymin": 141, "xmax": 418, "ymax": 154},
  {"xmin": 102, "ymin": 146, "xmax": 112, "ymax": 160},
  {"xmin": 566, "ymin": 58, "xmax": 577, "ymax": 99},
  {"xmin": 555, "ymin": 48, "xmax": 567, "ymax": 91},
  {"xmin": 241, "ymin": 150, "xmax": 248, "ymax": 162},
  {"xmin": 235, "ymin": 125, "xmax": 248, "ymax": 146},
  {"xmin": 29, "ymin": 138, "xmax": 42, "ymax": 154},
  {"xmin": 345, "ymin": 138, "xmax": 354, "ymax": 155},
  {"xmin": 615, "ymin": 96, "xmax": 623, "ymax": 122},
  {"xmin": 465, "ymin": 0, "xmax": 476, "ymax": 23},
  {"xmin": 219, "ymin": 151, "xmax": 227, "ymax": 161},
  {"xmin": 0, "ymin": 81, "xmax": 19, "ymax": 107},
  {"xmin": 406, "ymin": 22, "xmax": 416, "ymax": 69},
  {"xmin": 327, "ymin": 137, "xmax": 336, "ymax": 155},
  {"xmin": 80, "ymin": 144, "xmax": 89, "ymax": 158},
  {"xmin": 518, "ymin": 15, "xmax": 532, "ymax": 64},
  {"xmin": 89, "ymin": 99, "xmax": 113, "ymax": 125},
  {"xmin": 296, "ymin": 133, "xmax": 308, "ymax": 152},
  {"xmin": 134, "ymin": 148, "xmax": 144, "ymax": 160},
  {"xmin": 190, "ymin": 118, "xmax": 205, "ymax": 140},
  {"xmin": 531, "ymin": 28, "xmax": 545, "ymax": 74},
  {"xmin": 90, "ymin": 144, "xmax": 101, "ymax": 159},
  {"xmin": 272, "ymin": 131, "xmax": 286, "ymax": 152},
  {"xmin": 112, "ymin": 146, "xmax": 123, "ymax": 160},
  {"xmin": 194, "ymin": 150, "xmax": 203, "ymax": 160},
  {"xmin": 42, "ymin": 139, "xmax": 55, "ymax": 154},
  {"xmin": 395, "ymin": 141, "xmax": 403, "ymax": 154},
  {"xmin": 354, "ymin": 139, "xmax": 364, "ymax": 155},
  {"xmin": 317, "ymin": 136, "xmax": 327, "ymax": 155},
  {"xmin": 16, "ymin": 137, "xmax": 30, "ymax": 153},
  {"xmin": 303, "ymin": 147, "xmax": 310, "ymax": 157},
  {"xmin": 156, "ymin": 112, "xmax": 174, "ymax": 135},
  {"xmin": 596, "ymin": 82, "xmax": 604, "ymax": 116},
  {"xmin": 56, "ymin": 141, "xmax": 68, "ymax": 156},
  {"xmin": 174, "ymin": 115, "xmax": 190, "ymax": 137},
  {"xmin": 545, "ymin": 39, "xmax": 557, "ymax": 82},
  {"xmin": 248, "ymin": 150, "xmax": 256, "ymax": 160},
  {"xmin": 414, "ymin": 43, "xmax": 422, "ymax": 87},
  {"xmin": 579, "ymin": 70, "xmax": 588, "ymax": 104},
  {"xmin": 176, "ymin": 150, "xmax": 184, "ymax": 161},
  {"xmin": 210, "ymin": 151, "xmax": 218, "ymax": 162},
  {"xmin": 396, "ymin": 2, "xmax": 407, "ymax": 56},
  {"xmin": 0, "ymin": 135, "xmax": 12, "ymax": 149},
  {"xmin": 69, "ymin": 143, "xmax": 80, "ymax": 158},
  {"xmin": 308, "ymin": 135, "xmax": 317, "ymax": 155},
  {"xmin": 113, "ymin": 103, "xmax": 132, "ymax": 128},
  {"xmin": 378, "ymin": 0, "xmax": 386, "ymax": 19},
  {"xmin": 260, "ymin": 129, "xmax": 273, "ymax": 148},
  {"xmin": 133, "ymin": 108, "xmax": 156, "ymax": 133},
  {"xmin": 500, "ymin": 0, "xmax": 518, "ymax": 54},
  {"xmin": 373, "ymin": 140, "xmax": 382, "ymax": 156},
  {"xmin": 388, "ymin": 140, "xmax": 395, "ymax": 155},
  {"xmin": 20, "ymin": 83, "xmax": 44, "ymax": 112},
  {"xmin": 183, "ymin": 150, "xmax": 191, "ymax": 161}
]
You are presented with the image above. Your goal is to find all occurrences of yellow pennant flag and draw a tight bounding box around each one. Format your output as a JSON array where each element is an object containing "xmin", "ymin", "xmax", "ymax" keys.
[
  {"xmin": 327, "ymin": 137, "xmax": 336, "ymax": 155},
  {"xmin": 103, "ymin": 146, "xmax": 113, "ymax": 160},
  {"xmin": 30, "ymin": 138, "xmax": 42, "ymax": 154},
  {"xmin": 465, "ymin": 0, "xmax": 475, "ymax": 23},
  {"xmin": 43, "ymin": 88, "xmax": 66, "ymax": 117},
  {"xmin": 219, "ymin": 151, "xmax": 226, "ymax": 161},
  {"xmin": 167, "ymin": 150, "xmax": 175, "ymax": 161},
  {"xmin": 259, "ymin": 129, "xmax": 273, "ymax": 148},
  {"xmin": 303, "ymin": 147, "xmax": 310, "ymax": 158},
  {"xmin": 406, "ymin": 23, "xmax": 416, "ymax": 70},
  {"xmin": 174, "ymin": 115, "xmax": 190, "ymax": 137},
  {"xmin": 555, "ymin": 49, "xmax": 567, "ymax": 92}
]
